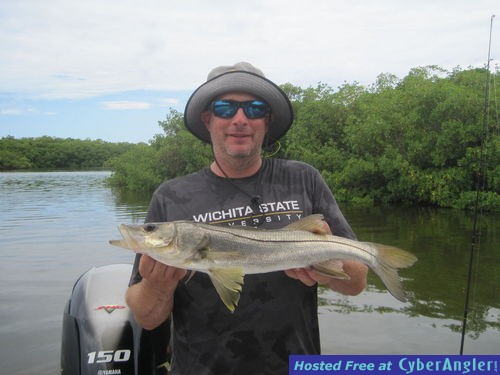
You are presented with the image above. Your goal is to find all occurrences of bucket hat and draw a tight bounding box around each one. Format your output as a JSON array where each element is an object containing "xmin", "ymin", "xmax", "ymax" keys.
[{"xmin": 184, "ymin": 62, "xmax": 293, "ymax": 144}]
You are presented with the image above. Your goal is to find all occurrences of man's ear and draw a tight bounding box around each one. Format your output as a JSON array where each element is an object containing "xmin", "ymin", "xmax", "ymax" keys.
[
  {"xmin": 265, "ymin": 113, "xmax": 273, "ymax": 133},
  {"xmin": 201, "ymin": 111, "xmax": 211, "ymax": 130}
]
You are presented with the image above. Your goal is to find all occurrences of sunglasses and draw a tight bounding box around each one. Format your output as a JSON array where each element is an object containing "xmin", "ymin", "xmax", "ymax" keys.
[{"xmin": 210, "ymin": 100, "xmax": 270, "ymax": 119}]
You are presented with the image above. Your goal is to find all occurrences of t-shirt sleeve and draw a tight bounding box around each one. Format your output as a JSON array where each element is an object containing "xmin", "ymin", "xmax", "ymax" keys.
[
  {"xmin": 129, "ymin": 253, "xmax": 143, "ymax": 286},
  {"xmin": 311, "ymin": 168, "xmax": 357, "ymax": 240}
]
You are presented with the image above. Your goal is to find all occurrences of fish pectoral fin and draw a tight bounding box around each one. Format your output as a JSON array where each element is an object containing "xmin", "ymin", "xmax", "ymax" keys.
[
  {"xmin": 312, "ymin": 260, "xmax": 350, "ymax": 280},
  {"xmin": 207, "ymin": 267, "xmax": 245, "ymax": 313},
  {"xmin": 285, "ymin": 214, "xmax": 330, "ymax": 235},
  {"xmin": 205, "ymin": 251, "xmax": 241, "ymax": 260},
  {"xmin": 109, "ymin": 240, "xmax": 134, "ymax": 250},
  {"xmin": 190, "ymin": 247, "xmax": 240, "ymax": 262},
  {"xmin": 184, "ymin": 270, "xmax": 197, "ymax": 284}
]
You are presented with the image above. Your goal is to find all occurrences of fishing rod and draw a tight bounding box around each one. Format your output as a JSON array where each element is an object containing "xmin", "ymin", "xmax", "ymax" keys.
[{"xmin": 459, "ymin": 14, "xmax": 495, "ymax": 355}]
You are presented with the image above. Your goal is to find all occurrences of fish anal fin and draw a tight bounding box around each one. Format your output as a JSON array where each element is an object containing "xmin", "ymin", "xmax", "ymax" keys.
[
  {"xmin": 285, "ymin": 214, "xmax": 330, "ymax": 234},
  {"xmin": 312, "ymin": 260, "xmax": 350, "ymax": 280},
  {"xmin": 207, "ymin": 268, "xmax": 245, "ymax": 313}
]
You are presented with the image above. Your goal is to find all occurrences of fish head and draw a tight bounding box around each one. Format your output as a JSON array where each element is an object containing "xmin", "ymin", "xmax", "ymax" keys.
[
  {"xmin": 112, "ymin": 221, "xmax": 210, "ymax": 265},
  {"xmin": 115, "ymin": 222, "xmax": 183, "ymax": 259}
]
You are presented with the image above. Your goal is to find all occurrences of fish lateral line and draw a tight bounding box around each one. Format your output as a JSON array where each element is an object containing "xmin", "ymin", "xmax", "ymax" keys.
[{"xmin": 200, "ymin": 228, "xmax": 379, "ymax": 258}]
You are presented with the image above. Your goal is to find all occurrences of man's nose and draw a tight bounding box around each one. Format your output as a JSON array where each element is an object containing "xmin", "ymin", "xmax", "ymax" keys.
[{"xmin": 231, "ymin": 108, "xmax": 249, "ymax": 123}]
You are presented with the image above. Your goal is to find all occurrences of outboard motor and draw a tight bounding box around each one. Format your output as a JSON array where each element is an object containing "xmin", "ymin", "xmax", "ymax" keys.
[{"xmin": 61, "ymin": 264, "xmax": 170, "ymax": 375}]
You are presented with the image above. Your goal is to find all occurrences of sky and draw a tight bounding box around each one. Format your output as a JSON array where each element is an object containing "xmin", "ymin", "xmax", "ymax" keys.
[{"xmin": 0, "ymin": 0, "xmax": 498, "ymax": 144}]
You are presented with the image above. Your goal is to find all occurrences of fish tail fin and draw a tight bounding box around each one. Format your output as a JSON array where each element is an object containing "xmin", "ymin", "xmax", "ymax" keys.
[{"xmin": 368, "ymin": 243, "xmax": 418, "ymax": 302}]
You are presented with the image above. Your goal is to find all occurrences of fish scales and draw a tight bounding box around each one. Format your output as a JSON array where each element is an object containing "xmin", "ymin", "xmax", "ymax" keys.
[{"xmin": 184, "ymin": 222, "xmax": 378, "ymax": 274}]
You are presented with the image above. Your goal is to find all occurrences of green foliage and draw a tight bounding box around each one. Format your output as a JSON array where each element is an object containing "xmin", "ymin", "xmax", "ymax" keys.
[
  {"xmin": 105, "ymin": 109, "xmax": 211, "ymax": 193},
  {"xmin": 0, "ymin": 136, "xmax": 135, "ymax": 170},
  {"xmin": 151, "ymin": 110, "xmax": 212, "ymax": 180},
  {"xmin": 105, "ymin": 143, "xmax": 163, "ymax": 193},
  {"xmin": 282, "ymin": 66, "xmax": 499, "ymax": 211},
  {"xmin": 0, "ymin": 149, "xmax": 33, "ymax": 169}
]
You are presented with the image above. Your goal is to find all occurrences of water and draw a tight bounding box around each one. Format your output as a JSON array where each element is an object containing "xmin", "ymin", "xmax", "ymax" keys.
[
  {"xmin": 0, "ymin": 171, "xmax": 148, "ymax": 375},
  {"xmin": 0, "ymin": 171, "xmax": 498, "ymax": 374},
  {"xmin": 319, "ymin": 206, "xmax": 500, "ymax": 355}
]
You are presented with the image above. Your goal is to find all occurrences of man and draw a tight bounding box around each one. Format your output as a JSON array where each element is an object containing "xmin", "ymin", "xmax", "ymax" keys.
[{"xmin": 126, "ymin": 62, "xmax": 368, "ymax": 374}]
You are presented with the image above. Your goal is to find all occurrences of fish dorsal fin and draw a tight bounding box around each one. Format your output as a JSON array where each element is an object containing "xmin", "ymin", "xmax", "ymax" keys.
[
  {"xmin": 207, "ymin": 268, "xmax": 244, "ymax": 313},
  {"xmin": 285, "ymin": 214, "xmax": 329, "ymax": 234}
]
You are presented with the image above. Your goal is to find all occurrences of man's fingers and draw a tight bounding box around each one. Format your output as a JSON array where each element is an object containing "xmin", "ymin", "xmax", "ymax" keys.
[
  {"xmin": 285, "ymin": 268, "xmax": 316, "ymax": 287},
  {"xmin": 138, "ymin": 254, "xmax": 157, "ymax": 277},
  {"xmin": 139, "ymin": 255, "xmax": 186, "ymax": 282}
]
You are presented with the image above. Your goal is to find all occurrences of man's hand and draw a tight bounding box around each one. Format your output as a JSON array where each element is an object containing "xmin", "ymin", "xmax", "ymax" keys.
[
  {"xmin": 138, "ymin": 254, "xmax": 187, "ymax": 291},
  {"xmin": 285, "ymin": 259, "xmax": 368, "ymax": 296},
  {"xmin": 126, "ymin": 255, "xmax": 186, "ymax": 330},
  {"xmin": 284, "ymin": 267, "xmax": 331, "ymax": 287},
  {"xmin": 284, "ymin": 219, "xmax": 368, "ymax": 295}
]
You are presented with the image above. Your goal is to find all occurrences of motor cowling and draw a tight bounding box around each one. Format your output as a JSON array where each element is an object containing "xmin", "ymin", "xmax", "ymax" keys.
[{"xmin": 60, "ymin": 264, "xmax": 170, "ymax": 375}]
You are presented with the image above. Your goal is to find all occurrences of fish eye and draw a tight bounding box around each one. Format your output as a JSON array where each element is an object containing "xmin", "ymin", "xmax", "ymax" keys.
[{"xmin": 143, "ymin": 224, "xmax": 157, "ymax": 233}]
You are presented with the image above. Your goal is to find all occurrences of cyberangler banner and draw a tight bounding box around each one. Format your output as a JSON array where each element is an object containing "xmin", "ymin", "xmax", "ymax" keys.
[{"xmin": 289, "ymin": 355, "xmax": 499, "ymax": 375}]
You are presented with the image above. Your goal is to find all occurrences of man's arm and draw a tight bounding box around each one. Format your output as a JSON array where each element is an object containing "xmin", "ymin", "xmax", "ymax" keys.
[{"xmin": 126, "ymin": 255, "xmax": 187, "ymax": 330}]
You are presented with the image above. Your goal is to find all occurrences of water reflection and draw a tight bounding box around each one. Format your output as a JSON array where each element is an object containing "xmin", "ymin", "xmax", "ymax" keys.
[
  {"xmin": 108, "ymin": 185, "xmax": 150, "ymax": 222},
  {"xmin": 320, "ymin": 205, "xmax": 499, "ymax": 348}
]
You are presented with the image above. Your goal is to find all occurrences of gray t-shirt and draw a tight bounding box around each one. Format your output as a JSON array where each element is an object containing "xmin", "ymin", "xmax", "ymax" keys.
[{"xmin": 130, "ymin": 158, "xmax": 355, "ymax": 375}]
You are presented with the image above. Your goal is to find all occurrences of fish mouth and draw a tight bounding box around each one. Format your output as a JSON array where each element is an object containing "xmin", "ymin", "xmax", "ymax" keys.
[{"xmin": 118, "ymin": 224, "xmax": 141, "ymax": 250}]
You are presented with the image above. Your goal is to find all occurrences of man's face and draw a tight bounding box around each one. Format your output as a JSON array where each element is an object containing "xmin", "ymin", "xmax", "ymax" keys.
[{"xmin": 201, "ymin": 92, "xmax": 270, "ymax": 160}]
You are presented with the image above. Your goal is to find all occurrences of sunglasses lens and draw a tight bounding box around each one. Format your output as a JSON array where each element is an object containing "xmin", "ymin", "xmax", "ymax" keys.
[
  {"xmin": 211, "ymin": 100, "xmax": 269, "ymax": 119},
  {"xmin": 212, "ymin": 101, "xmax": 237, "ymax": 118},
  {"xmin": 244, "ymin": 101, "xmax": 268, "ymax": 119}
]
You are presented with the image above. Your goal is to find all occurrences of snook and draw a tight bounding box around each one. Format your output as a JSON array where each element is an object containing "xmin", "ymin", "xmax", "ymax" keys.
[{"xmin": 110, "ymin": 214, "xmax": 417, "ymax": 312}]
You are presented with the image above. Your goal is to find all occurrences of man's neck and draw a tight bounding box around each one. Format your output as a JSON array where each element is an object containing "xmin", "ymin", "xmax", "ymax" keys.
[{"xmin": 210, "ymin": 155, "xmax": 263, "ymax": 178}]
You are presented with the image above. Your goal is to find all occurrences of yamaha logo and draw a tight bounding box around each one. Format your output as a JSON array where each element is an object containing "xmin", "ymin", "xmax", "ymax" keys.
[{"xmin": 95, "ymin": 305, "xmax": 126, "ymax": 314}]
